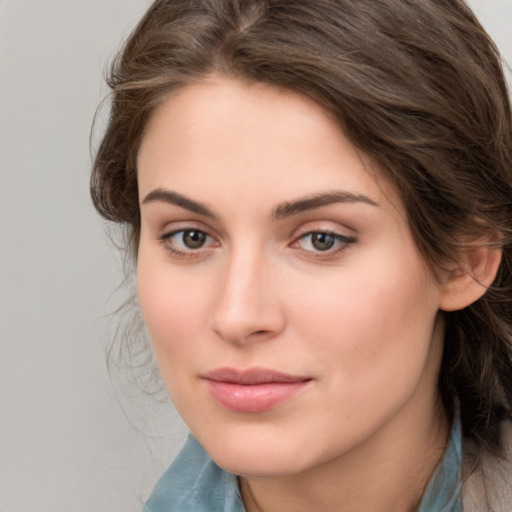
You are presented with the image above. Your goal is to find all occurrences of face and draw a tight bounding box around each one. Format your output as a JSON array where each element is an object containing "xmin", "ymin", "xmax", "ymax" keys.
[{"xmin": 137, "ymin": 77, "xmax": 447, "ymax": 478}]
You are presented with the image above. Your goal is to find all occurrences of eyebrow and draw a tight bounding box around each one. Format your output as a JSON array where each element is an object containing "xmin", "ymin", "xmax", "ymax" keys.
[
  {"xmin": 272, "ymin": 191, "xmax": 379, "ymax": 219},
  {"xmin": 142, "ymin": 189, "xmax": 215, "ymax": 217},
  {"xmin": 141, "ymin": 188, "xmax": 379, "ymax": 219}
]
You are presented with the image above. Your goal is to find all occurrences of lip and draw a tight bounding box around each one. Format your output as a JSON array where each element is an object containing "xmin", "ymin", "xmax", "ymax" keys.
[{"xmin": 201, "ymin": 367, "xmax": 312, "ymax": 413}]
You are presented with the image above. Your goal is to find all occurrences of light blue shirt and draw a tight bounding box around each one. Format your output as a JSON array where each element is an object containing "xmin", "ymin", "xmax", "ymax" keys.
[{"xmin": 143, "ymin": 419, "xmax": 462, "ymax": 512}]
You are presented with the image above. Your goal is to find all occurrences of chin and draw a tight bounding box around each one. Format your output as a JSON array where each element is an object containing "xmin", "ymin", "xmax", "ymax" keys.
[
  {"xmin": 191, "ymin": 423, "xmax": 322, "ymax": 478},
  {"xmin": 214, "ymin": 448, "xmax": 308, "ymax": 478}
]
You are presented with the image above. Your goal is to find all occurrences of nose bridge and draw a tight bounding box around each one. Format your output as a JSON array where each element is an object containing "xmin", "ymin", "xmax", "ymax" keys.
[{"xmin": 210, "ymin": 242, "xmax": 284, "ymax": 344}]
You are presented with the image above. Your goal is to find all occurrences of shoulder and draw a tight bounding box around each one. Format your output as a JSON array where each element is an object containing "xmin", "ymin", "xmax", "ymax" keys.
[
  {"xmin": 462, "ymin": 421, "xmax": 512, "ymax": 512},
  {"xmin": 143, "ymin": 435, "xmax": 245, "ymax": 512}
]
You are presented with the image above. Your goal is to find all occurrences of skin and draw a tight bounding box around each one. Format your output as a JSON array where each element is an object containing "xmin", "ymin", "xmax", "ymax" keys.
[{"xmin": 136, "ymin": 76, "xmax": 453, "ymax": 512}]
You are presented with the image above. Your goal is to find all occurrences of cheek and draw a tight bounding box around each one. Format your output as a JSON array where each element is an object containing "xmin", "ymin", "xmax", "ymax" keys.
[
  {"xmin": 137, "ymin": 261, "xmax": 215, "ymax": 423},
  {"xmin": 286, "ymin": 253, "xmax": 440, "ymax": 390},
  {"xmin": 136, "ymin": 255, "xmax": 209, "ymax": 371}
]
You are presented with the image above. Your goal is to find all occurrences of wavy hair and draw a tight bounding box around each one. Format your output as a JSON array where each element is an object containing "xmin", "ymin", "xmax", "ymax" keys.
[{"xmin": 91, "ymin": 0, "xmax": 512, "ymax": 457}]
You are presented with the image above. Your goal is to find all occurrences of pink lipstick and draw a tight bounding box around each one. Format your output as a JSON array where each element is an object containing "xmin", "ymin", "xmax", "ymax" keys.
[{"xmin": 202, "ymin": 367, "xmax": 312, "ymax": 413}]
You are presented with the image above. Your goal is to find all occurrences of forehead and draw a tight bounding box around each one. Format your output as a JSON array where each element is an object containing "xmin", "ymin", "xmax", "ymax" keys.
[{"xmin": 137, "ymin": 76, "xmax": 401, "ymax": 215}]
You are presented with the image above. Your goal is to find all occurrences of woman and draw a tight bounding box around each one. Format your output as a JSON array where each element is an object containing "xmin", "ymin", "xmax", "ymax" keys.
[{"xmin": 91, "ymin": 0, "xmax": 512, "ymax": 510}]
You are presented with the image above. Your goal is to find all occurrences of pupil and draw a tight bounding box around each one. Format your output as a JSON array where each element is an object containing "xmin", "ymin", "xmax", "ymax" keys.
[
  {"xmin": 312, "ymin": 233, "xmax": 335, "ymax": 251},
  {"xmin": 183, "ymin": 230, "xmax": 206, "ymax": 249}
]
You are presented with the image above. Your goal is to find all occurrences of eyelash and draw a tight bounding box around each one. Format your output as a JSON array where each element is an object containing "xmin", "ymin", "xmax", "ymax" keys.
[
  {"xmin": 158, "ymin": 229, "xmax": 217, "ymax": 259},
  {"xmin": 291, "ymin": 231, "xmax": 356, "ymax": 259},
  {"xmin": 158, "ymin": 228, "xmax": 356, "ymax": 260}
]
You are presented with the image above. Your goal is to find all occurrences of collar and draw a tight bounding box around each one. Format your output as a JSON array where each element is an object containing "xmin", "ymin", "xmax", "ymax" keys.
[
  {"xmin": 417, "ymin": 415, "xmax": 463, "ymax": 512},
  {"xmin": 144, "ymin": 418, "xmax": 463, "ymax": 512}
]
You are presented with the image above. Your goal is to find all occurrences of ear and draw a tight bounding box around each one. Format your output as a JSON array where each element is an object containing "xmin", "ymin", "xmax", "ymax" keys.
[{"xmin": 439, "ymin": 244, "xmax": 502, "ymax": 312}]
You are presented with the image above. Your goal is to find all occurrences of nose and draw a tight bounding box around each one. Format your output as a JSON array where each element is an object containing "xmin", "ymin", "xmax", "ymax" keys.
[{"xmin": 209, "ymin": 249, "xmax": 286, "ymax": 345}]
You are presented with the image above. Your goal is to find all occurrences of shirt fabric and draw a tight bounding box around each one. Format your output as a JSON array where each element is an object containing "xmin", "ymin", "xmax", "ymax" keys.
[{"xmin": 143, "ymin": 418, "xmax": 463, "ymax": 512}]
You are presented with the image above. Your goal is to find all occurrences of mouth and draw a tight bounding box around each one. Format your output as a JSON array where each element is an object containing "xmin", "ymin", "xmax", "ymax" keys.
[{"xmin": 201, "ymin": 367, "xmax": 313, "ymax": 413}]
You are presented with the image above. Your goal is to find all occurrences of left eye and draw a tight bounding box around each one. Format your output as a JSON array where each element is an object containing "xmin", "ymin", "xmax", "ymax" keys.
[
  {"xmin": 161, "ymin": 229, "xmax": 215, "ymax": 251},
  {"xmin": 295, "ymin": 231, "xmax": 354, "ymax": 252}
]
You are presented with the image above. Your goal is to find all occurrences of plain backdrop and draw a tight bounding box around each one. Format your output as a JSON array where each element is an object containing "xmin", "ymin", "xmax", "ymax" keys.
[{"xmin": 0, "ymin": 1, "xmax": 511, "ymax": 511}]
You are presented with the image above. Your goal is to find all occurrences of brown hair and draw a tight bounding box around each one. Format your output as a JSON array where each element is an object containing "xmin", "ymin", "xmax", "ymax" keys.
[{"xmin": 91, "ymin": 0, "xmax": 512, "ymax": 456}]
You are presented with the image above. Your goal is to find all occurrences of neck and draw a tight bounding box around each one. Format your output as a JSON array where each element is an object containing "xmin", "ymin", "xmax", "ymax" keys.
[{"xmin": 241, "ymin": 397, "xmax": 450, "ymax": 512}]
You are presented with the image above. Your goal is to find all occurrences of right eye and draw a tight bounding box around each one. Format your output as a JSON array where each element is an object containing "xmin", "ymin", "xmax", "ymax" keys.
[{"xmin": 159, "ymin": 229, "xmax": 217, "ymax": 256}]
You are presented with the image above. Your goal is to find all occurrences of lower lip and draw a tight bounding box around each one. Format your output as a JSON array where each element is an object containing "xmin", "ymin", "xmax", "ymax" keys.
[{"xmin": 204, "ymin": 380, "xmax": 310, "ymax": 413}]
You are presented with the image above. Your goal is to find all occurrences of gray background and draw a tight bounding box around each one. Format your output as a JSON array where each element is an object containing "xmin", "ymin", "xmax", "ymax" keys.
[{"xmin": 0, "ymin": 1, "xmax": 510, "ymax": 511}]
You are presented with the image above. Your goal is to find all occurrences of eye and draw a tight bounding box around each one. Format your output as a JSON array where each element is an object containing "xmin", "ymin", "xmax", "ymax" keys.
[
  {"xmin": 160, "ymin": 228, "xmax": 217, "ymax": 255},
  {"xmin": 294, "ymin": 231, "xmax": 355, "ymax": 254}
]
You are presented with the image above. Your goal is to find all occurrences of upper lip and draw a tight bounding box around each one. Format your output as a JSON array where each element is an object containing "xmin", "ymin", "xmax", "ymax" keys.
[{"xmin": 202, "ymin": 367, "xmax": 311, "ymax": 385}]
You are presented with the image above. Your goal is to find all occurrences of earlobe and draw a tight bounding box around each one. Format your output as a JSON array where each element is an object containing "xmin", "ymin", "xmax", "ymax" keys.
[{"xmin": 439, "ymin": 244, "xmax": 502, "ymax": 312}]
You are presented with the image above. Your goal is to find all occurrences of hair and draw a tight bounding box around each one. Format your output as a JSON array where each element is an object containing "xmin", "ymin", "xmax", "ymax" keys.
[{"xmin": 91, "ymin": 0, "xmax": 512, "ymax": 458}]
